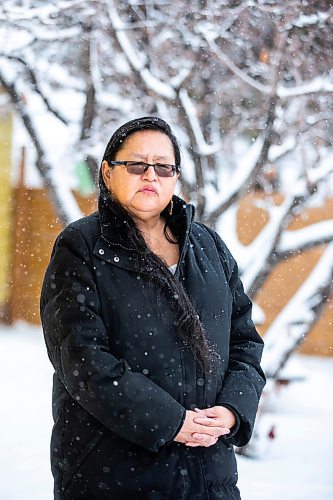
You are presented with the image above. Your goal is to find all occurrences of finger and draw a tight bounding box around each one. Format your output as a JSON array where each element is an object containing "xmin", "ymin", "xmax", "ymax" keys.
[
  {"xmin": 193, "ymin": 424, "xmax": 230, "ymax": 437},
  {"xmin": 200, "ymin": 408, "xmax": 219, "ymax": 418},
  {"xmin": 193, "ymin": 435, "xmax": 217, "ymax": 447},
  {"xmin": 194, "ymin": 407, "xmax": 206, "ymax": 415},
  {"xmin": 194, "ymin": 417, "xmax": 228, "ymax": 429},
  {"xmin": 191, "ymin": 431, "xmax": 223, "ymax": 443},
  {"xmin": 209, "ymin": 428, "xmax": 230, "ymax": 437},
  {"xmin": 187, "ymin": 438, "xmax": 216, "ymax": 447},
  {"xmin": 216, "ymin": 428, "xmax": 230, "ymax": 436},
  {"xmin": 192, "ymin": 430, "xmax": 226, "ymax": 441},
  {"xmin": 193, "ymin": 417, "xmax": 220, "ymax": 425}
]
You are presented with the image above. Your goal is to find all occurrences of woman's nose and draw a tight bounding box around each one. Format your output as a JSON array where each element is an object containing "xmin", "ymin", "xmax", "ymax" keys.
[{"xmin": 142, "ymin": 165, "xmax": 158, "ymax": 181}]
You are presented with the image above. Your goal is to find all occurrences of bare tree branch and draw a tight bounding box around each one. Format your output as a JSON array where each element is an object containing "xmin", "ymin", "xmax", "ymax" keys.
[
  {"xmin": 202, "ymin": 34, "xmax": 333, "ymax": 99},
  {"xmin": 203, "ymin": 36, "xmax": 269, "ymax": 94},
  {"xmin": 0, "ymin": 0, "xmax": 85, "ymax": 21},
  {"xmin": 0, "ymin": 71, "xmax": 81, "ymax": 227},
  {"xmin": 106, "ymin": 0, "xmax": 176, "ymax": 100},
  {"xmin": 0, "ymin": 54, "xmax": 68, "ymax": 124},
  {"xmin": 79, "ymin": 24, "xmax": 96, "ymax": 141},
  {"xmin": 205, "ymin": 92, "xmax": 278, "ymax": 225},
  {"xmin": 278, "ymin": 76, "xmax": 333, "ymax": 98},
  {"xmin": 278, "ymin": 220, "xmax": 333, "ymax": 257}
]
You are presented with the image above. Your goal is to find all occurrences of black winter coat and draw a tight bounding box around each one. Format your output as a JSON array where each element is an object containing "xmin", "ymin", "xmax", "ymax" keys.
[{"xmin": 40, "ymin": 195, "xmax": 265, "ymax": 500}]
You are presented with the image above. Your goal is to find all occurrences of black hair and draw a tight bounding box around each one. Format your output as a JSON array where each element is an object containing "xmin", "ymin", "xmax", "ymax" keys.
[
  {"xmin": 99, "ymin": 116, "xmax": 216, "ymax": 371},
  {"xmin": 101, "ymin": 116, "xmax": 181, "ymax": 167}
]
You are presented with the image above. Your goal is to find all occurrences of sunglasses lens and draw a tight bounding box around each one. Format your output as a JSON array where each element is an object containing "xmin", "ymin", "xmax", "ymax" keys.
[
  {"xmin": 126, "ymin": 162, "xmax": 175, "ymax": 177},
  {"xmin": 126, "ymin": 162, "xmax": 146, "ymax": 175},
  {"xmin": 155, "ymin": 164, "xmax": 174, "ymax": 177}
]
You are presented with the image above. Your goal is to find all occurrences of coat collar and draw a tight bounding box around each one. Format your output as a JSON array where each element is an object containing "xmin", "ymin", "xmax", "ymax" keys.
[{"xmin": 98, "ymin": 182, "xmax": 195, "ymax": 251}]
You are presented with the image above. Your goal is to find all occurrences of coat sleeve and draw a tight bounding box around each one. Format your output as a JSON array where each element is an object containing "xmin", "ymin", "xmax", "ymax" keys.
[
  {"xmin": 212, "ymin": 231, "xmax": 266, "ymax": 447},
  {"xmin": 40, "ymin": 226, "xmax": 186, "ymax": 453}
]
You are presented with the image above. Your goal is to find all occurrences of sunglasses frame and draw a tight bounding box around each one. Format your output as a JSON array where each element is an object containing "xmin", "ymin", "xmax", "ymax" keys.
[{"xmin": 107, "ymin": 160, "xmax": 180, "ymax": 177}]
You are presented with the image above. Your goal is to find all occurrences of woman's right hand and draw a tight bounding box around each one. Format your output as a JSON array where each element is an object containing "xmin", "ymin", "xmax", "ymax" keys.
[{"xmin": 174, "ymin": 410, "xmax": 230, "ymax": 447}]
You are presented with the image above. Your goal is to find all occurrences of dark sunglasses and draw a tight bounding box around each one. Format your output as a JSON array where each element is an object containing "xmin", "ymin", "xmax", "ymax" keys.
[{"xmin": 107, "ymin": 161, "xmax": 180, "ymax": 178}]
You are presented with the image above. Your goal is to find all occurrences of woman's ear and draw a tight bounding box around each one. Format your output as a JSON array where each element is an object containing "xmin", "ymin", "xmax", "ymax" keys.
[{"xmin": 101, "ymin": 160, "xmax": 111, "ymax": 186}]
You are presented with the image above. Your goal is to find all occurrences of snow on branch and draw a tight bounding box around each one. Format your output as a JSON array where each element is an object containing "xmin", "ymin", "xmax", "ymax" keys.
[
  {"xmin": 277, "ymin": 76, "xmax": 333, "ymax": 98},
  {"xmin": 0, "ymin": 64, "xmax": 82, "ymax": 226},
  {"xmin": 202, "ymin": 35, "xmax": 269, "ymax": 94},
  {"xmin": 106, "ymin": 0, "xmax": 176, "ymax": 100},
  {"xmin": 278, "ymin": 220, "xmax": 333, "ymax": 255},
  {"xmin": 206, "ymin": 136, "xmax": 264, "ymax": 224},
  {"xmin": 178, "ymin": 89, "xmax": 221, "ymax": 156},
  {"xmin": 140, "ymin": 68, "xmax": 176, "ymax": 100},
  {"xmin": 107, "ymin": 2, "xmax": 147, "ymax": 72},
  {"xmin": 43, "ymin": 63, "xmax": 85, "ymax": 92},
  {"xmin": 269, "ymin": 136, "xmax": 296, "ymax": 162},
  {"xmin": 24, "ymin": 25, "xmax": 81, "ymax": 42},
  {"xmin": 201, "ymin": 30, "xmax": 333, "ymax": 100},
  {"xmin": 307, "ymin": 155, "xmax": 333, "ymax": 185},
  {"xmin": 261, "ymin": 241, "xmax": 333, "ymax": 378},
  {"xmin": 222, "ymin": 137, "xmax": 264, "ymax": 203},
  {"xmin": 286, "ymin": 10, "xmax": 332, "ymax": 29},
  {"xmin": 240, "ymin": 194, "xmax": 296, "ymax": 293},
  {"xmin": 169, "ymin": 67, "xmax": 193, "ymax": 89},
  {"xmin": 0, "ymin": 1, "xmax": 83, "ymax": 21},
  {"xmin": 270, "ymin": 121, "xmax": 332, "ymax": 164},
  {"xmin": 0, "ymin": 54, "xmax": 68, "ymax": 125}
]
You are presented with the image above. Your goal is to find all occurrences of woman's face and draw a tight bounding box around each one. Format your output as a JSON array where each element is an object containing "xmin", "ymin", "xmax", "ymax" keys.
[{"xmin": 101, "ymin": 130, "xmax": 179, "ymax": 221}]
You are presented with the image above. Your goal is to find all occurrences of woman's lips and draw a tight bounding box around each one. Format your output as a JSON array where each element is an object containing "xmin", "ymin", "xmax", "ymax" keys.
[{"xmin": 139, "ymin": 187, "xmax": 157, "ymax": 193}]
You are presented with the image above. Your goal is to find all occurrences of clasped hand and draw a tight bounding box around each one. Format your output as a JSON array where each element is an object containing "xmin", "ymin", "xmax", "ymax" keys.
[{"xmin": 174, "ymin": 406, "xmax": 236, "ymax": 448}]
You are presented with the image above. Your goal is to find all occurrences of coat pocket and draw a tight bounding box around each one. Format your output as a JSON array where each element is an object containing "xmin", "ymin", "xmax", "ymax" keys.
[{"xmin": 61, "ymin": 426, "xmax": 105, "ymax": 494}]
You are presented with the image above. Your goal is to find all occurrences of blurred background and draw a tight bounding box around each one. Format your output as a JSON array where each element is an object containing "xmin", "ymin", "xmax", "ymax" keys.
[{"xmin": 0, "ymin": 1, "xmax": 332, "ymax": 499}]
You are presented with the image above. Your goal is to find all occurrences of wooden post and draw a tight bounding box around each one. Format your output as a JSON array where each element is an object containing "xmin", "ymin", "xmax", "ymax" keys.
[
  {"xmin": 0, "ymin": 108, "xmax": 13, "ymax": 323},
  {"xmin": 8, "ymin": 146, "xmax": 27, "ymax": 323}
]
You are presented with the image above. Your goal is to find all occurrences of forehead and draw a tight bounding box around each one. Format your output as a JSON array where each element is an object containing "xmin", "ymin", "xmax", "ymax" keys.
[{"xmin": 117, "ymin": 130, "xmax": 174, "ymax": 159}]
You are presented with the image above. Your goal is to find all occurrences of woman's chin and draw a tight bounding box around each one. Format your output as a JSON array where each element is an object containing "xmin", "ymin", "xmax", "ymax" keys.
[
  {"xmin": 125, "ymin": 203, "xmax": 163, "ymax": 220},
  {"xmin": 130, "ymin": 199, "xmax": 166, "ymax": 214}
]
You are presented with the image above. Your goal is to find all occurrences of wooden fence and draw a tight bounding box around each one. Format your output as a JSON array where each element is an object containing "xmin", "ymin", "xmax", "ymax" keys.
[{"xmin": 5, "ymin": 165, "xmax": 96, "ymax": 324}]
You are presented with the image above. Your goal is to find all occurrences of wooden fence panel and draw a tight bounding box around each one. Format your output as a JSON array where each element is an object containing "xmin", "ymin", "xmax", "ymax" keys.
[{"xmin": 9, "ymin": 187, "xmax": 96, "ymax": 324}]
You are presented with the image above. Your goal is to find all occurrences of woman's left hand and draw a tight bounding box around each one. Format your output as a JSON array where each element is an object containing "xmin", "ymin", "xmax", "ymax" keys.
[{"xmin": 185, "ymin": 406, "xmax": 237, "ymax": 447}]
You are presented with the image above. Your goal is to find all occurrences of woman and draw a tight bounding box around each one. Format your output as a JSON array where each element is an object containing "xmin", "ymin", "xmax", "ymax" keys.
[{"xmin": 41, "ymin": 116, "xmax": 265, "ymax": 500}]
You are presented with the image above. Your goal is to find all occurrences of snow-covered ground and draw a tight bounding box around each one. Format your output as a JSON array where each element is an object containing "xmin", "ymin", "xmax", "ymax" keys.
[{"xmin": 0, "ymin": 322, "xmax": 332, "ymax": 500}]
